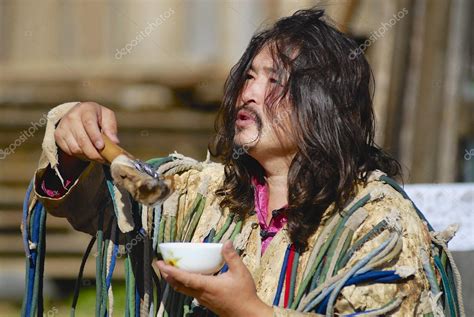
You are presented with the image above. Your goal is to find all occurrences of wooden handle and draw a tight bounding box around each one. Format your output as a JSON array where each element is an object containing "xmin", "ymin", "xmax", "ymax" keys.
[{"xmin": 99, "ymin": 133, "xmax": 133, "ymax": 163}]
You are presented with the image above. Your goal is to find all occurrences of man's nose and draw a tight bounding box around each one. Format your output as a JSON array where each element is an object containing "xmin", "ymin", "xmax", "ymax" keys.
[{"xmin": 241, "ymin": 78, "xmax": 265, "ymax": 106}]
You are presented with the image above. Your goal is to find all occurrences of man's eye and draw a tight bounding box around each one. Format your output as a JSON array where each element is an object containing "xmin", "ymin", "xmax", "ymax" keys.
[{"xmin": 269, "ymin": 78, "xmax": 282, "ymax": 85}]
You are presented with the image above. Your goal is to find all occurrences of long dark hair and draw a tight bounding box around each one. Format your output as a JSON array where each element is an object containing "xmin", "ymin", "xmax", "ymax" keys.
[{"xmin": 209, "ymin": 8, "xmax": 401, "ymax": 252}]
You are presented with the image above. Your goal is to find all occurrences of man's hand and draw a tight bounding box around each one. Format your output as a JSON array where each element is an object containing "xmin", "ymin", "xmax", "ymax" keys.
[
  {"xmin": 153, "ymin": 241, "xmax": 273, "ymax": 317},
  {"xmin": 54, "ymin": 101, "xmax": 119, "ymax": 163}
]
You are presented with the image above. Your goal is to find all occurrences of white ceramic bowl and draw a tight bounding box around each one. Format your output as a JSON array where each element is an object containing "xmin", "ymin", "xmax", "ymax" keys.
[{"xmin": 158, "ymin": 242, "xmax": 224, "ymax": 275}]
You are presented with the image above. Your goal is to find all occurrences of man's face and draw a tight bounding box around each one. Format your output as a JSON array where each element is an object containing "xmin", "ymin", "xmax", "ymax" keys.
[{"xmin": 234, "ymin": 45, "xmax": 295, "ymax": 159}]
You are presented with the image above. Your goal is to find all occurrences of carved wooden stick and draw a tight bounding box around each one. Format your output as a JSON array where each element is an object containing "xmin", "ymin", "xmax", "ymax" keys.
[{"xmin": 99, "ymin": 132, "xmax": 133, "ymax": 163}]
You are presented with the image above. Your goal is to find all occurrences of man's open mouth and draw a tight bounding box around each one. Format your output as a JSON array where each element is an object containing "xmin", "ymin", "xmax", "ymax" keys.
[{"xmin": 236, "ymin": 109, "xmax": 256, "ymax": 127}]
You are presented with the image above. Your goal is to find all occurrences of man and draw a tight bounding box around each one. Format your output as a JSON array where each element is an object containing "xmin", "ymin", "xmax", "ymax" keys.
[{"xmin": 27, "ymin": 8, "xmax": 462, "ymax": 316}]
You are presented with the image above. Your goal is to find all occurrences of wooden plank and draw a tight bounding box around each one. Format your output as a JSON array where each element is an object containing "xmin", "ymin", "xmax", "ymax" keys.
[
  {"xmin": 0, "ymin": 161, "xmax": 38, "ymax": 184},
  {"xmin": 0, "ymin": 61, "xmax": 226, "ymax": 88},
  {"xmin": 0, "ymin": 233, "xmax": 92, "ymax": 254},
  {"xmin": 0, "ymin": 149, "xmax": 42, "ymax": 161},
  {"xmin": 368, "ymin": 0, "xmax": 397, "ymax": 146},
  {"xmin": 0, "ymin": 108, "xmax": 215, "ymax": 132},
  {"xmin": 398, "ymin": 0, "xmax": 427, "ymax": 180},
  {"xmin": 0, "ymin": 135, "xmax": 44, "ymax": 154},
  {"xmin": 1, "ymin": 256, "xmax": 125, "ymax": 279},
  {"xmin": 0, "ymin": 185, "xmax": 27, "ymax": 207},
  {"xmin": 437, "ymin": 0, "xmax": 469, "ymax": 182},
  {"xmin": 0, "ymin": 209, "xmax": 71, "ymax": 230}
]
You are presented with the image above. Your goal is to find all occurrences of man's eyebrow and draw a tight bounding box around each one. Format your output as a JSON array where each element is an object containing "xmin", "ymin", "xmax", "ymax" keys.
[{"xmin": 249, "ymin": 64, "xmax": 277, "ymax": 74}]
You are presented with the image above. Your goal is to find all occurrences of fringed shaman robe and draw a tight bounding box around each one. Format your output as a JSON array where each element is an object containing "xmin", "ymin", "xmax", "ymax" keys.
[{"xmin": 23, "ymin": 103, "xmax": 464, "ymax": 316}]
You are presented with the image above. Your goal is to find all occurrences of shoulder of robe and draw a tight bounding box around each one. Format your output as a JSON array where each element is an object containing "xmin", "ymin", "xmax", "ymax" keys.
[
  {"xmin": 354, "ymin": 169, "xmax": 430, "ymax": 236},
  {"xmin": 157, "ymin": 152, "xmax": 225, "ymax": 204},
  {"xmin": 316, "ymin": 169, "xmax": 424, "ymax": 232}
]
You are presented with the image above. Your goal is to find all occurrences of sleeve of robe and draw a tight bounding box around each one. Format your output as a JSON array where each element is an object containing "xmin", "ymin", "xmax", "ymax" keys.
[{"xmin": 33, "ymin": 102, "xmax": 114, "ymax": 236}]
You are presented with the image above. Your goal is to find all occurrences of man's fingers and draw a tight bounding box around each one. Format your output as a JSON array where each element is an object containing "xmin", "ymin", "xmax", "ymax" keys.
[
  {"xmin": 155, "ymin": 261, "xmax": 206, "ymax": 291},
  {"xmin": 71, "ymin": 123, "xmax": 105, "ymax": 163},
  {"xmin": 152, "ymin": 261, "xmax": 168, "ymax": 279},
  {"xmin": 82, "ymin": 111, "xmax": 104, "ymax": 150},
  {"xmin": 55, "ymin": 131, "xmax": 73, "ymax": 156},
  {"xmin": 221, "ymin": 240, "xmax": 243, "ymax": 273},
  {"xmin": 154, "ymin": 261, "xmax": 205, "ymax": 297},
  {"xmin": 63, "ymin": 133, "xmax": 83, "ymax": 156},
  {"xmin": 100, "ymin": 108, "xmax": 119, "ymax": 143},
  {"xmin": 165, "ymin": 275, "xmax": 202, "ymax": 298}
]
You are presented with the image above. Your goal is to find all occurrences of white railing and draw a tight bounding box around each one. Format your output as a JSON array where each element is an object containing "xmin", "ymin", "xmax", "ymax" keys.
[{"xmin": 405, "ymin": 183, "xmax": 474, "ymax": 251}]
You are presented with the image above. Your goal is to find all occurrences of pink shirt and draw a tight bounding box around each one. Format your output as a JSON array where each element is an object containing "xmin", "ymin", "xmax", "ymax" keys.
[{"xmin": 252, "ymin": 177, "xmax": 288, "ymax": 255}]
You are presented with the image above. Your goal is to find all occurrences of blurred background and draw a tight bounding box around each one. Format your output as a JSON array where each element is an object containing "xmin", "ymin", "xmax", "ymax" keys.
[{"xmin": 0, "ymin": 0, "xmax": 473, "ymax": 316}]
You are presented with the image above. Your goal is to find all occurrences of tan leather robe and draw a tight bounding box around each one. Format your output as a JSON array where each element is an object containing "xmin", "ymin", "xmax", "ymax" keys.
[{"xmin": 33, "ymin": 103, "xmax": 445, "ymax": 316}]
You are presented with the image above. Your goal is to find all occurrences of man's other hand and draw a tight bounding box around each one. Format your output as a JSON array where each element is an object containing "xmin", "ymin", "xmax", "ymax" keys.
[{"xmin": 153, "ymin": 240, "xmax": 273, "ymax": 317}]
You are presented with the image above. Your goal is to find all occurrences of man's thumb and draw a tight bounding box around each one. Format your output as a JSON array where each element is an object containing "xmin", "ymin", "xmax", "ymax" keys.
[{"xmin": 222, "ymin": 240, "xmax": 242, "ymax": 271}]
